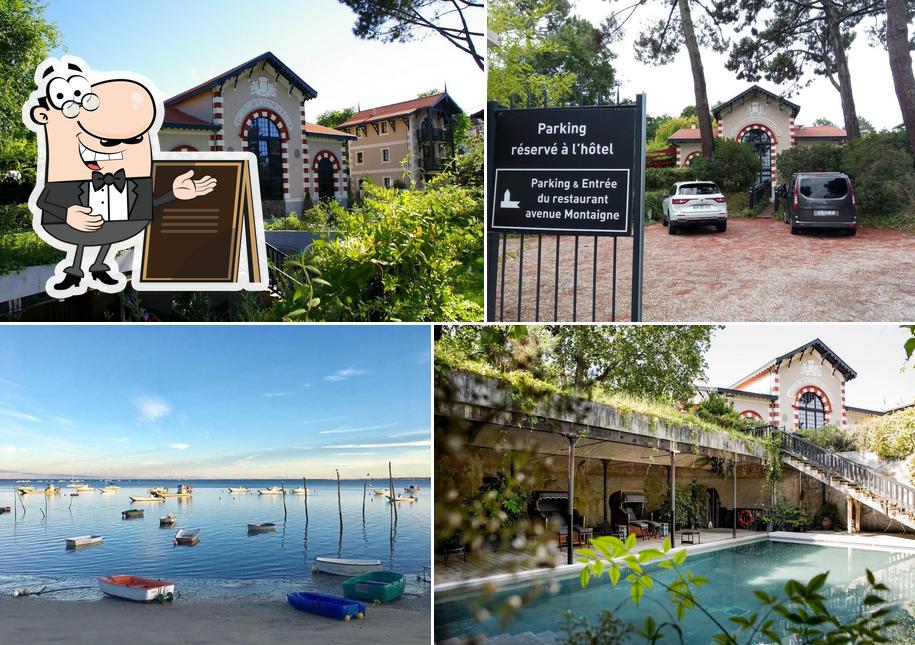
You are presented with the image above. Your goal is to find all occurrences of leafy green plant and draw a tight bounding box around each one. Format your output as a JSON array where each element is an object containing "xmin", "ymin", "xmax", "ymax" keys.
[
  {"xmin": 0, "ymin": 203, "xmax": 32, "ymax": 234},
  {"xmin": 658, "ymin": 481, "xmax": 708, "ymax": 530},
  {"xmin": 0, "ymin": 231, "xmax": 64, "ymax": 275},
  {"xmin": 796, "ymin": 425, "xmax": 856, "ymax": 453},
  {"xmin": 693, "ymin": 394, "xmax": 760, "ymax": 432},
  {"xmin": 690, "ymin": 139, "xmax": 761, "ymax": 192},
  {"xmin": 576, "ymin": 534, "xmax": 898, "ymax": 644},
  {"xmin": 811, "ymin": 502, "xmax": 845, "ymax": 531},
  {"xmin": 464, "ymin": 472, "xmax": 532, "ymax": 527},
  {"xmin": 561, "ymin": 609, "xmax": 632, "ymax": 644},
  {"xmin": 644, "ymin": 167, "xmax": 697, "ymax": 191},
  {"xmin": 759, "ymin": 500, "xmax": 809, "ymax": 532}
]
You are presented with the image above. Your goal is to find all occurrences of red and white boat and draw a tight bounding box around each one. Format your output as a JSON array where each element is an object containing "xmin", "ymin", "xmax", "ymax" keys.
[{"xmin": 97, "ymin": 575, "xmax": 175, "ymax": 603}]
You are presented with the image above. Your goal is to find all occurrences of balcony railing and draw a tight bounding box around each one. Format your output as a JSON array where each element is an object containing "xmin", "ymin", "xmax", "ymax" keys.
[
  {"xmin": 418, "ymin": 127, "xmax": 450, "ymax": 142},
  {"xmin": 418, "ymin": 156, "xmax": 451, "ymax": 172}
]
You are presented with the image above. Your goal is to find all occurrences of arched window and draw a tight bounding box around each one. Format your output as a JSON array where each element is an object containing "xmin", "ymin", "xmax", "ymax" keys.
[
  {"xmin": 797, "ymin": 392, "xmax": 826, "ymax": 429},
  {"xmin": 247, "ymin": 117, "xmax": 282, "ymax": 200},
  {"xmin": 317, "ymin": 158, "xmax": 335, "ymax": 200},
  {"xmin": 740, "ymin": 128, "xmax": 772, "ymax": 185}
]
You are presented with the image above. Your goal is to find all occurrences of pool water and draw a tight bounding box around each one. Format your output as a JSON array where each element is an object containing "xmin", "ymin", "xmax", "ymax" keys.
[
  {"xmin": 0, "ymin": 479, "xmax": 430, "ymax": 601},
  {"xmin": 434, "ymin": 540, "xmax": 915, "ymax": 642}
]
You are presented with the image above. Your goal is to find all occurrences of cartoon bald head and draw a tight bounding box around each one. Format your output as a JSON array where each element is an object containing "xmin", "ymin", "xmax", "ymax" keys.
[{"xmin": 27, "ymin": 58, "xmax": 158, "ymax": 182}]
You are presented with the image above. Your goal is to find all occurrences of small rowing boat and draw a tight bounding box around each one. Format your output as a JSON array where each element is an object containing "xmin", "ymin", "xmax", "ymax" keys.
[
  {"xmin": 0, "ymin": 506, "xmax": 10, "ymax": 514},
  {"xmin": 66, "ymin": 535, "xmax": 103, "ymax": 549},
  {"xmin": 342, "ymin": 571, "xmax": 406, "ymax": 603},
  {"xmin": 247, "ymin": 522, "xmax": 276, "ymax": 533},
  {"xmin": 100, "ymin": 485, "xmax": 119, "ymax": 494},
  {"xmin": 174, "ymin": 528, "xmax": 200, "ymax": 546},
  {"xmin": 159, "ymin": 514, "xmax": 177, "ymax": 526},
  {"xmin": 313, "ymin": 556, "xmax": 383, "ymax": 577},
  {"xmin": 289, "ymin": 487, "xmax": 313, "ymax": 495},
  {"xmin": 227, "ymin": 486, "xmax": 249, "ymax": 493},
  {"xmin": 389, "ymin": 494, "xmax": 417, "ymax": 503},
  {"xmin": 257, "ymin": 486, "xmax": 284, "ymax": 495},
  {"xmin": 287, "ymin": 592, "xmax": 365, "ymax": 621},
  {"xmin": 130, "ymin": 496, "xmax": 165, "ymax": 502},
  {"xmin": 97, "ymin": 575, "xmax": 175, "ymax": 603},
  {"xmin": 122, "ymin": 509, "xmax": 144, "ymax": 519},
  {"xmin": 159, "ymin": 484, "xmax": 192, "ymax": 498},
  {"xmin": 372, "ymin": 488, "xmax": 388, "ymax": 496},
  {"xmin": 148, "ymin": 486, "xmax": 168, "ymax": 496}
]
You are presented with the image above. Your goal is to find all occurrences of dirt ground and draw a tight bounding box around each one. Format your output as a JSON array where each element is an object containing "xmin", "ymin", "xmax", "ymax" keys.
[{"xmin": 493, "ymin": 218, "xmax": 915, "ymax": 321}]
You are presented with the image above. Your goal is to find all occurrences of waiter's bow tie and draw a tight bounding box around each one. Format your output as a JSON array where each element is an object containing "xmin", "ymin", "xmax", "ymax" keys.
[{"xmin": 91, "ymin": 169, "xmax": 127, "ymax": 192}]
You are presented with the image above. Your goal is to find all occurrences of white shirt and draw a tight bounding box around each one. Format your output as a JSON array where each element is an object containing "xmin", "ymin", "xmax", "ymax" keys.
[{"xmin": 87, "ymin": 179, "xmax": 129, "ymax": 221}]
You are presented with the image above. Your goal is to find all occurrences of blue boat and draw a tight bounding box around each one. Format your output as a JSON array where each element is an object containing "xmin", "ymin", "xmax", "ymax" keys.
[{"xmin": 287, "ymin": 592, "xmax": 366, "ymax": 621}]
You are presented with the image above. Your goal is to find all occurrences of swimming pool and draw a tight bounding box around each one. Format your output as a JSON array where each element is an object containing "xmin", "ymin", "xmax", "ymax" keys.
[{"xmin": 434, "ymin": 539, "xmax": 915, "ymax": 642}]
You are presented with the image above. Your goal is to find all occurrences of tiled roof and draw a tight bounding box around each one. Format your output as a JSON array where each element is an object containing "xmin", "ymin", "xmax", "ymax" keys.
[
  {"xmin": 795, "ymin": 125, "xmax": 847, "ymax": 138},
  {"xmin": 162, "ymin": 107, "xmax": 218, "ymax": 130},
  {"xmin": 712, "ymin": 84, "xmax": 801, "ymax": 119},
  {"xmin": 305, "ymin": 121, "xmax": 356, "ymax": 140},
  {"xmin": 338, "ymin": 93, "xmax": 454, "ymax": 128},
  {"xmin": 165, "ymin": 51, "xmax": 317, "ymax": 107},
  {"xmin": 668, "ymin": 128, "xmax": 702, "ymax": 141}
]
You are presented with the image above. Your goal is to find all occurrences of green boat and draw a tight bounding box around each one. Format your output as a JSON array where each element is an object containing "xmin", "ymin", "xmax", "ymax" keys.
[{"xmin": 342, "ymin": 571, "xmax": 406, "ymax": 603}]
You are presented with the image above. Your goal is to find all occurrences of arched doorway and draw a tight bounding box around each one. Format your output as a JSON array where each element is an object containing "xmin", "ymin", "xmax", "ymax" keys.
[
  {"xmin": 317, "ymin": 158, "xmax": 335, "ymax": 200},
  {"xmin": 246, "ymin": 117, "xmax": 283, "ymax": 200},
  {"xmin": 740, "ymin": 128, "xmax": 772, "ymax": 185}
]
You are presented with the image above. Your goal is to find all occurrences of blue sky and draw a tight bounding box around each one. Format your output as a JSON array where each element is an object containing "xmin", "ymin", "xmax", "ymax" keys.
[
  {"xmin": 43, "ymin": 0, "xmax": 484, "ymax": 121},
  {"xmin": 702, "ymin": 325, "xmax": 915, "ymax": 410},
  {"xmin": 0, "ymin": 325, "xmax": 431, "ymax": 479}
]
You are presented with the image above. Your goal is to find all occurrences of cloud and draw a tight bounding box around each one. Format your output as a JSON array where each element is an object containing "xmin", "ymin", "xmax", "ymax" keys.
[
  {"xmin": 168, "ymin": 443, "xmax": 190, "ymax": 450},
  {"xmin": 0, "ymin": 408, "xmax": 40, "ymax": 423},
  {"xmin": 263, "ymin": 392, "xmax": 293, "ymax": 398},
  {"xmin": 323, "ymin": 368, "xmax": 369, "ymax": 382},
  {"xmin": 301, "ymin": 416, "xmax": 342, "ymax": 425},
  {"xmin": 319, "ymin": 422, "xmax": 398, "ymax": 435},
  {"xmin": 0, "ymin": 446, "xmax": 18, "ymax": 453},
  {"xmin": 234, "ymin": 455, "xmax": 257, "ymax": 466},
  {"xmin": 52, "ymin": 416, "xmax": 74, "ymax": 426},
  {"xmin": 325, "ymin": 439, "xmax": 431, "ymax": 449},
  {"xmin": 134, "ymin": 396, "xmax": 171, "ymax": 423},
  {"xmin": 388, "ymin": 430, "xmax": 431, "ymax": 438}
]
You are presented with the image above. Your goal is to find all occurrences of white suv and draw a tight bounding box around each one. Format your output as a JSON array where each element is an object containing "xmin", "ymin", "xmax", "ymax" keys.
[{"xmin": 662, "ymin": 181, "xmax": 728, "ymax": 234}]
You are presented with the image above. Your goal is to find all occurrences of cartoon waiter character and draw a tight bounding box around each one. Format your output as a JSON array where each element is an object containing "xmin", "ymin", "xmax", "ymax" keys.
[{"xmin": 23, "ymin": 56, "xmax": 216, "ymax": 296}]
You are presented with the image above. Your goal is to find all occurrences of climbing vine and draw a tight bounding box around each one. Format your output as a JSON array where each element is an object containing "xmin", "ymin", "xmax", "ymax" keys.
[
  {"xmin": 709, "ymin": 457, "xmax": 734, "ymax": 479},
  {"xmin": 762, "ymin": 431, "xmax": 783, "ymax": 483}
]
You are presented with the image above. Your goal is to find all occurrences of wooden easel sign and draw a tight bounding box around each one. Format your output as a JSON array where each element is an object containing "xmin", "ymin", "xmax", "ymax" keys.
[{"xmin": 133, "ymin": 152, "xmax": 268, "ymax": 291}]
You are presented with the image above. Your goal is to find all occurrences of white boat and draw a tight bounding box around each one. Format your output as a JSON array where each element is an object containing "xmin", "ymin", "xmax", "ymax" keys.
[
  {"xmin": 66, "ymin": 535, "xmax": 103, "ymax": 549},
  {"xmin": 174, "ymin": 528, "xmax": 200, "ymax": 546},
  {"xmin": 17, "ymin": 485, "xmax": 36, "ymax": 495},
  {"xmin": 159, "ymin": 514, "xmax": 177, "ymax": 526},
  {"xmin": 372, "ymin": 488, "xmax": 389, "ymax": 496},
  {"xmin": 44, "ymin": 484, "xmax": 60, "ymax": 496},
  {"xmin": 257, "ymin": 487, "xmax": 284, "ymax": 495},
  {"xmin": 159, "ymin": 484, "xmax": 192, "ymax": 498},
  {"xmin": 97, "ymin": 575, "xmax": 174, "ymax": 603},
  {"xmin": 313, "ymin": 556, "xmax": 383, "ymax": 576},
  {"xmin": 100, "ymin": 485, "xmax": 119, "ymax": 494},
  {"xmin": 75, "ymin": 484, "xmax": 95, "ymax": 492},
  {"xmin": 247, "ymin": 522, "xmax": 277, "ymax": 533},
  {"xmin": 288, "ymin": 487, "xmax": 313, "ymax": 495},
  {"xmin": 389, "ymin": 494, "xmax": 417, "ymax": 503},
  {"xmin": 227, "ymin": 486, "xmax": 249, "ymax": 493},
  {"xmin": 130, "ymin": 496, "xmax": 165, "ymax": 503},
  {"xmin": 66, "ymin": 480, "xmax": 84, "ymax": 489},
  {"xmin": 148, "ymin": 486, "xmax": 169, "ymax": 496}
]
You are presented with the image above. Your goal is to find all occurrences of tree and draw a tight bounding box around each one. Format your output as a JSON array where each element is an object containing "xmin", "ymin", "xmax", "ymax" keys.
[
  {"xmin": 526, "ymin": 0, "xmax": 619, "ymax": 104},
  {"xmin": 623, "ymin": 0, "xmax": 735, "ymax": 157},
  {"xmin": 727, "ymin": 0, "xmax": 884, "ymax": 141},
  {"xmin": 339, "ymin": 0, "xmax": 484, "ymax": 70},
  {"xmin": 857, "ymin": 115, "xmax": 875, "ymax": 135},
  {"xmin": 813, "ymin": 117, "xmax": 836, "ymax": 126},
  {"xmin": 651, "ymin": 115, "xmax": 694, "ymax": 148},
  {"xmin": 417, "ymin": 88, "xmax": 442, "ymax": 98},
  {"xmin": 646, "ymin": 113, "xmax": 673, "ymax": 142},
  {"xmin": 488, "ymin": 0, "xmax": 577, "ymax": 105},
  {"xmin": 0, "ymin": 0, "xmax": 60, "ymax": 179},
  {"xmin": 316, "ymin": 107, "xmax": 356, "ymax": 129},
  {"xmin": 885, "ymin": 0, "xmax": 915, "ymax": 166}
]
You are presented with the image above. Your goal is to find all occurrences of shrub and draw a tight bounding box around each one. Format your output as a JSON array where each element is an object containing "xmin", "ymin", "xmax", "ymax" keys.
[
  {"xmin": 275, "ymin": 173, "xmax": 483, "ymax": 321},
  {"xmin": 449, "ymin": 132, "xmax": 483, "ymax": 189},
  {"xmin": 0, "ymin": 203, "xmax": 33, "ymax": 234},
  {"xmin": 265, "ymin": 205, "xmax": 333, "ymax": 231},
  {"xmin": 843, "ymin": 133, "xmax": 915, "ymax": 215},
  {"xmin": 759, "ymin": 500, "xmax": 809, "ymax": 531},
  {"xmin": 692, "ymin": 393, "xmax": 760, "ymax": 432},
  {"xmin": 775, "ymin": 144, "xmax": 844, "ymax": 184},
  {"xmin": 850, "ymin": 407, "xmax": 915, "ymax": 460},
  {"xmin": 796, "ymin": 424, "xmax": 856, "ymax": 453},
  {"xmin": 689, "ymin": 139, "xmax": 760, "ymax": 192},
  {"xmin": 811, "ymin": 502, "xmax": 845, "ymax": 531},
  {"xmin": 644, "ymin": 190, "xmax": 666, "ymax": 221},
  {"xmin": 0, "ymin": 231, "xmax": 65, "ymax": 275},
  {"xmin": 644, "ymin": 166, "xmax": 696, "ymax": 191}
]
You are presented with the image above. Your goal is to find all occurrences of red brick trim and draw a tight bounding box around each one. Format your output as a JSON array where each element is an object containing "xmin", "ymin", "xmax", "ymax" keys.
[
  {"xmin": 240, "ymin": 108, "xmax": 289, "ymax": 142},
  {"xmin": 740, "ymin": 410, "xmax": 764, "ymax": 421},
  {"xmin": 312, "ymin": 149, "xmax": 341, "ymax": 172},
  {"xmin": 736, "ymin": 123, "xmax": 778, "ymax": 145},
  {"xmin": 792, "ymin": 385, "xmax": 832, "ymax": 429},
  {"xmin": 684, "ymin": 151, "xmax": 701, "ymax": 165}
]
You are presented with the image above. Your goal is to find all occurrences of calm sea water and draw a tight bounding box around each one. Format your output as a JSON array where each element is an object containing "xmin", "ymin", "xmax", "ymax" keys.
[
  {"xmin": 435, "ymin": 540, "xmax": 915, "ymax": 642},
  {"xmin": 0, "ymin": 478, "xmax": 429, "ymax": 601}
]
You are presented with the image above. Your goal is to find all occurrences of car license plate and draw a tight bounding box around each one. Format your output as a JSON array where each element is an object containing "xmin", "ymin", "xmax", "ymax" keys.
[
  {"xmin": 692, "ymin": 204, "xmax": 713, "ymax": 210},
  {"xmin": 814, "ymin": 209, "xmax": 837, "ymax": 216}
]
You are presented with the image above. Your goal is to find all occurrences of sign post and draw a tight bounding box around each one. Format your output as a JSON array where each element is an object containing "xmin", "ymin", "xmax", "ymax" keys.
[{"xmin": 486, "ymin": 95, "xmax": 646, "ymax": 321}]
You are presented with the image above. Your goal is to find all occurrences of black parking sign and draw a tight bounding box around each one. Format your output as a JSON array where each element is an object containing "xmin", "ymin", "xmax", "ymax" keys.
[{"xmin": 488, "ymin": 105, "xmax": 644, "ymax": 236}]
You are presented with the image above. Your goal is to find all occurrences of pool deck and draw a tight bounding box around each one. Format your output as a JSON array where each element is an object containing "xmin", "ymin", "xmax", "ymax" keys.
[{"xmin": 435, "ymin": 528, "xmax": 915, "ymax": 592}]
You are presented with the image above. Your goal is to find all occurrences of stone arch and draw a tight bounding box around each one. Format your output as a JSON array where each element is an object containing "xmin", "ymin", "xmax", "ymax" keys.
[
  {"xmin": 311, "ymin": 149, "xmax": 340, "ymax": 172},
  {"xmin": 736, "ymin": 123, "xmax": 778, "ymax": 145},
  {"xmin": 740, "ymin": 410, "xmax": 764, "ymax": 421},
  {"xmin": 239, "ymin": 108, "xmax": 289, "ymax": 141},
  {"xmin": 684, "ymin": 151, "xmax": 702, "ymax": 165},
  {"xmin": 792, "ymin": 385, "xmax": 833, "ymax": 428}
]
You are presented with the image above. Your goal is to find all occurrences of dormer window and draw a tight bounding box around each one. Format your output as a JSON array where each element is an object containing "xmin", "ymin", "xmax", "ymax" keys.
[
  {"xmin": 381, "ymin": 121, "xmax": 388, "ymax": 134},
  {"xmin": 750, "ymin": 102, "xmax": 761, "ymax": 115}
]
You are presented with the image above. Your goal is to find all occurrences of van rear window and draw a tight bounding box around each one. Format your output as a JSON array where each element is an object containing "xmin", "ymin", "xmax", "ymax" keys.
[
  {"xmin": 800, "ymin": 177, "xmax": 848, "ymax": 199},
  {"xmin": 678, "ymin": 183, "xmax": 719, "ymax": 195}
]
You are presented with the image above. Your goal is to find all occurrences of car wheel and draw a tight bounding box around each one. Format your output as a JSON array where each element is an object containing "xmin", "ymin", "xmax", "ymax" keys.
[
  {"xmin": 715, "ymin": 221, "xmax": 727, "ymax": 233},
  {"xmin": 662, "ymin": 217, "xmax": 668, "ymax": 226},
  {"xmin": 668, "ymin": 222, "xmax": 677, "ymax": 235},
  {"xmin": 846, "ymin": 227, "xmax": 857, "ymax": 236},
  {"xmin": 790, "ymin": 226, "xmax": 799, "ymax": 235}
]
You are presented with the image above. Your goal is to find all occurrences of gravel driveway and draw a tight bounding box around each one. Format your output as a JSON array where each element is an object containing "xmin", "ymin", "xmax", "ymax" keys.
[{"xmin": 493, "ymin": 218, "xmax": 915, "ymax": 321}]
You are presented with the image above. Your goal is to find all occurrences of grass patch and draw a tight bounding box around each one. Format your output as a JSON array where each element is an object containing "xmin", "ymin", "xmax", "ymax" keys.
[
  {"xmin": 435, "ymin": 348, "xmax": 761, "ymax": 449},
  {"xmin": 859, "ymin": 211, "xmax": 915, "ymax": 233},
  {"xmin": 0, "ymin": 231, "xmax": 65, "ymax": 276}
]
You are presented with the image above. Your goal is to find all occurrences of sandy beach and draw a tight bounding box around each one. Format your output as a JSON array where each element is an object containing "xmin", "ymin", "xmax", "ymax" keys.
[{"xmin": 0, "ymin": 595, "xmax": 431, "ymax": 644}]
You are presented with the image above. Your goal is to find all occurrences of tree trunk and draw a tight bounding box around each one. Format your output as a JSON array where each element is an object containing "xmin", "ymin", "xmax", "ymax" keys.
[
  {"xmin": 678, "ymin": 0, "xmax": 715, "ymax": 156},
  {"xmin": 886, "ymin": 0, "xmax": 915, "ymax": 164},
  {"xmin": 823, "ymin": 0, "xmax": 861, "ymax": 139}
]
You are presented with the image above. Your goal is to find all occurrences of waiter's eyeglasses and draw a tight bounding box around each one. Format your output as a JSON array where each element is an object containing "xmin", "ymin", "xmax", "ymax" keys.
[{"xmin": 46, "ymin": 75, "xmax": 99, "ymax": 118}]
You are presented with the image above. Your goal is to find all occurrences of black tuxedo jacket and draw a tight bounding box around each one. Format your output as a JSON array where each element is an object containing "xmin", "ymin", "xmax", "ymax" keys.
[{"xmin": 36, "ymin": 177, "xmax": 174, "ymax": 226}]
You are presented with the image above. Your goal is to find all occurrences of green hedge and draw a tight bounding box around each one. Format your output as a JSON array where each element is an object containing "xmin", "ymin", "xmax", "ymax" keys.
[
  {"xmin": 645, "ymin": 190, "xmax": 666, "ymax": 221},
  {"xmin": 0, "ymin": 231, "xmax": 65, "ymax": 275},
  {"xmin": 0, "ymin": 203, "xmax": 33, "ymax": 234},
  {"xmin": 645, "ymin": 166, "xmax": 696, "ymax": 191},
  {"xmin": 265, "ymin": 205, "xmax": 332, "ymax": 231}
]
